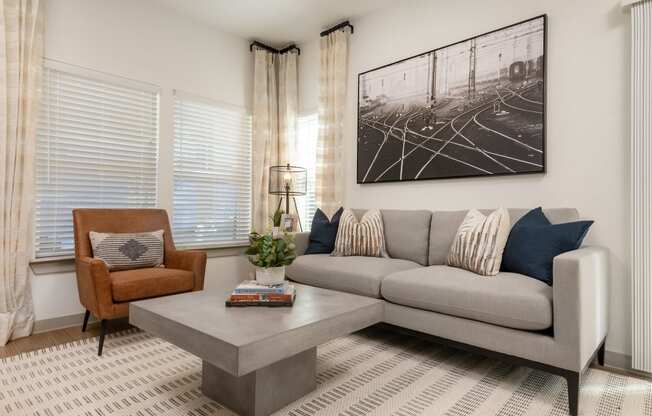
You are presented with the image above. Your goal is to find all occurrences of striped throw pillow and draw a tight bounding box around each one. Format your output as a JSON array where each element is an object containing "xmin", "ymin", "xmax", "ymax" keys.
[
  {"xmin": 89, "ymin": 230, "xmax": 164, "ymax": 271},
  {"xmin": 332, "ymin": 209, "xmax": 386, "ymax": 257},
  {"xmin": 446, "ymin": 208, "xmax": 510, "ymax": 276}
]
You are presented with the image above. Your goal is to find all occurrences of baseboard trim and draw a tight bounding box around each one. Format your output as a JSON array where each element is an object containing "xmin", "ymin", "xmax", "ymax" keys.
[
  {"xmin": 33, "ymin": 312, "xmax": 95, "ymax": 334},
  {"xmin": 33, "ymin": 313, "xmax": 134, "ymax": 335},
  {"xmin": 605, "ymin": 350, "xmax": 632, "ymax": 371}
]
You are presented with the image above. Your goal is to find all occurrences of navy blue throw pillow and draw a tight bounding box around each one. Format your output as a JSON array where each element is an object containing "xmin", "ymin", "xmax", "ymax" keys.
[
  {"xmin": 304, "ymin": 207, "xmax": 344, "ymax": 255},
  {"xmin": 501, "ymin": 207, "xmax": 593, "ymax": 285}
]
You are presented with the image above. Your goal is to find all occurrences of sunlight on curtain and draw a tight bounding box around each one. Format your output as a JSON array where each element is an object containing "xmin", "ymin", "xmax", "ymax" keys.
[
  {"xmin": 251, "ymin": 47, "xmax": 278, "ymax": 233},
  {"xmin": 315, "ymin": 27, "xmax": 351, "ymax": 217}
]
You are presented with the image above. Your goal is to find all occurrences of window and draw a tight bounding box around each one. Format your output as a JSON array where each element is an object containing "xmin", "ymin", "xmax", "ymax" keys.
[
  {"xmin": 35, "ymin": 64, "xmax": 159, "ymax": 258},
  {"xmin": 295, "ymin": 113, "xmax": 319, "ymax": 230},
  {"xmin": 172, "ymin": 92, "xmax": 252, "ymax": 248}
]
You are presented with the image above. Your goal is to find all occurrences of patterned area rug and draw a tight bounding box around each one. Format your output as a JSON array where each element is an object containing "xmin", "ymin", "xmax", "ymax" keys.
[{"xmin": 1, "ymin": 327, "xmax": 650, "ymax": 416}]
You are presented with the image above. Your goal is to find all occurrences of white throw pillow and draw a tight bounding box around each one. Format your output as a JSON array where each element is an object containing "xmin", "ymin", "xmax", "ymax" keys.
[
  {"xmin": 332, "ymin": 209, "xmax": 386, "ymax": 257},
  {"xmin": 446, "ymin": 208, "xmax": 510, "ymax": 276}
]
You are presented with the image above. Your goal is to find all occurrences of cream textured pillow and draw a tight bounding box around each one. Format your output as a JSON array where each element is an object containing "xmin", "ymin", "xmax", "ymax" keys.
[
  {"xmin": 446, "ymin": 208, "xmax": 510, "ymax": 276},
  {"xmin": 332, "ymin": 209, "xmax": 386, "ymax": 257}
]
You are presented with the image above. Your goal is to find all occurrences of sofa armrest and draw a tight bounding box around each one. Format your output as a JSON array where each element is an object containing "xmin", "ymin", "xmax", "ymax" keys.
[
  {"xmin": 75, "ymin": 256, "xmax": 114, "ymax": 317},
  {"xmin": 292, "ymin": 232, "xmax": 310, "ymax": 256},
  {"xmin": 553, "ymin": 246, "xmax": 609, "ymax": 369},
  {"xmin": 165, "ymin": 249, "xmax": 207, "ymax": 291}
]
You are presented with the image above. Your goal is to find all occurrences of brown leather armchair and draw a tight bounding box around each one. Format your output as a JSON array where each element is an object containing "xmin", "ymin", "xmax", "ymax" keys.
[{"xmin": 73, "ymin": 209, "xmax": 207, "ymax": 355}]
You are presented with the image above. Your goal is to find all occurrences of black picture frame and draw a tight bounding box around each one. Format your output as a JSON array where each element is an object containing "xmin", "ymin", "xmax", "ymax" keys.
[{"xmin": 357, "ymin": 15, "xmax": 547, "ymax": 184}]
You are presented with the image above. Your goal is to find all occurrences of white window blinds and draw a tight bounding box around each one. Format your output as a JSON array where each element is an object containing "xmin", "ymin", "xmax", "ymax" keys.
[
  {"xmin": 172, "ymin": 92, "xmax": 252, "ymax": 248},
  {"xmin": 296, "ymin": 113, "xmax": 319, "ymax": 230},
  {"xmin": 35, "ymin": 64, "xmax": 159, "ymax": 258}
]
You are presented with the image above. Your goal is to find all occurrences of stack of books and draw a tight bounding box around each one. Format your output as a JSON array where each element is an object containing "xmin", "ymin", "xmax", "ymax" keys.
[{"xmin": 226, "ymin": 280, "xmax": 296, "ymax": 307}]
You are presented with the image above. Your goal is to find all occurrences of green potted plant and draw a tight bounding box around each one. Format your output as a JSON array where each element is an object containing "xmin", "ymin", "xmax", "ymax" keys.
[{"xmin": 245, "ymin": 231, "xmax": 297, "ymax": 285}]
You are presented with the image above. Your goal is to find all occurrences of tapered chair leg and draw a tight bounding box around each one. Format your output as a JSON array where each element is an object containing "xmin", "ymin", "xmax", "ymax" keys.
[
  {"xmin": 565, "ymin": 371, "xmax": 580, "ymax": 416},
  {"xmin": 98, "ymin": 319, "xmax": 107, "ymax": 356},
  {"xmin": 597, "ymin": 341, "xmax": 606, "ymax": 366},
  {"xmin": 81, "ymin": 310, "xmax": 91, "ymax": 332}
]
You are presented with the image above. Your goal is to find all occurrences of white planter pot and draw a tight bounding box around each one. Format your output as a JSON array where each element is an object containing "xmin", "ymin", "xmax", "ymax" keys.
[{"xmin": 255, "ymin": 266, "xmax": 286, "ymax": 285}]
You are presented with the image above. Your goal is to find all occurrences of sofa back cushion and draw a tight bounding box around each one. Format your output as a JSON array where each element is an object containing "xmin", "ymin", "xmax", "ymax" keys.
[
  {"xmin": 428, "ymin": 208, "xmax": 579, "ymax": 265},
  {"xmin": 353, "ymin": 209, "xmax": 432, "ymax": 265}
]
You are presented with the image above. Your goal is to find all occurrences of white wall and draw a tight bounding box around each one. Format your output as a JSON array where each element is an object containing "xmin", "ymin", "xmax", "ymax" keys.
[
  {"xmin": 33, "ymin": 0, "xmax": 253, "ymax": 322},
  {"xmin": 299, "ymin": 0, "xmax": 631, "ymax": 355}
]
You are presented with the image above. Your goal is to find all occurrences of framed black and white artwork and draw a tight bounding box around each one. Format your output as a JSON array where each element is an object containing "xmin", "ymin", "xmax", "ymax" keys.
[{"xmin": 357, "ymin": 15, "xmax": 546, "ymax": 183}]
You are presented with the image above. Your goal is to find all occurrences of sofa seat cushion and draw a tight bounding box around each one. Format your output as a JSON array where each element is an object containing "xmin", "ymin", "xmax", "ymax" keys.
[
  {"xmin": 381, "ymin": 265, "xmax": 553, "ymax": 330},
  {"xmin": 110, "ymin": 267, "xmax": 194, "ymax": 302},
  {"xmin": 286, "ymin": 254, "xmax": 421, "ymax": 298}
]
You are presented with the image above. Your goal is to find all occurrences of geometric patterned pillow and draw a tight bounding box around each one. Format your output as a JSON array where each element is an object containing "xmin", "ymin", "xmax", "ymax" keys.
[
  {"xmin": 446, "ymin": 208, "xmax": 510, "ymax": 276},
  {"xmin": 89, "ymin": 230, "xmax": 164, "ymax": 271}
]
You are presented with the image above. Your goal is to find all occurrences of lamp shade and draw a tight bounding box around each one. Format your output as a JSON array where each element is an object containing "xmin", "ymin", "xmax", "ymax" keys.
[{"xmin": 268, "ymin": 164, "xmax": 307, "ymax": 196}]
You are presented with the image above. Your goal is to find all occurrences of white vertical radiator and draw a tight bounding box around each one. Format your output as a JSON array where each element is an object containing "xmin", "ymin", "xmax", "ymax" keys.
[{"xmin": 631, "ymin": 0, "xmax": 652, "ymax": 373}]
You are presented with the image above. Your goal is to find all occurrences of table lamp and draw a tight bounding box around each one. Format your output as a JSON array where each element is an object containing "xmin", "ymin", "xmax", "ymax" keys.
[{"xmin": 268, "ymin": 164, "xmax": 307, "ymax": 231}]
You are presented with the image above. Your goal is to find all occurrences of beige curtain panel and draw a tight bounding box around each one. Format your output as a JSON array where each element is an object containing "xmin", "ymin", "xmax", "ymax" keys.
[
  {"xmin": 0, "ymin": 0, "xmax": 44, "ymax": 345},
  {"xmin": 315, "ymin": 27, "xmax": 351, "ymax": 217},
  {"xmin": 252, "ymin": 47, "xmax": 278, "ymax": 233},
  {"xmin": 278, "ymin": 50, "xmax": 298, "ymax": 166},
  {"xmin": 251, "ymin": 47, "xmax": 299, "ymax": 233}
]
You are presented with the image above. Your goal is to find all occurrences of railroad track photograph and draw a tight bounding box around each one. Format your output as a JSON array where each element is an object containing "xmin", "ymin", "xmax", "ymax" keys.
[{"xmin": 357, "ymin": 15, "xmax": 546, "ymax": 183}]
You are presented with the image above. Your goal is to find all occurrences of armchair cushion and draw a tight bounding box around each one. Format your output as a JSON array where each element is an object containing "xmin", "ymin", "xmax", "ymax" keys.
[{"xmin": 110, "ymin": 268, "xmax": 194, "ymax": 302}]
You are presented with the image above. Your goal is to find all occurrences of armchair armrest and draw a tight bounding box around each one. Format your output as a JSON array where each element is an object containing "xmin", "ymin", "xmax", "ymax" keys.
[
  {"xmin": 292, "ymin": 232, "xmax": 310, "ymax": 256},
  {"xmin": 553, "ymin": 246, "xmax": 609, "ymax": 370},
  {"xmin": 75, "ymin": 256, "xmax": 114, "ymax": 317},
  {"xmin": 165, "ymin": 249, "xmax": 207, "ymax": 291}
]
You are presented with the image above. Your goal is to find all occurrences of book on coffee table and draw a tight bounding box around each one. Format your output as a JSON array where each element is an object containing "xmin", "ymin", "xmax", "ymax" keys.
[
  {"xmin": 233, "ymin": 280, "xmax": 288, "ymax": 294},
  {"xmin": 226, "ymin": 282, "xmax": 296, "ymax": 307}
]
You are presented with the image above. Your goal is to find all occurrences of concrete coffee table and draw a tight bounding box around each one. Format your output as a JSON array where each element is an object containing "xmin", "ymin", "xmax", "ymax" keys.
[{"xmin": 129, "ymin": 284, "xmax": 384, "ymax": 416}]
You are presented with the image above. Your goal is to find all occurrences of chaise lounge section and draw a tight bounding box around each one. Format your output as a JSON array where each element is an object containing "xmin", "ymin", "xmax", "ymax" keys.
[{"xmin": 287, "ymin": 208, "xmax": 608, "ymax": 416}]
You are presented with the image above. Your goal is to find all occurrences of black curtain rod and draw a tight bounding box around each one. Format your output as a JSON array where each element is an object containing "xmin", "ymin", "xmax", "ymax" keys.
[
  {"xmin": 250, "ymin": 41, "xmax": 301, "ymax": 55},
  {"xmin": 279, "ymin": 44, "xmax": 301, "ymax": 55},
  {"xmin": 320, "ymin": 21, "xmax": 354, "ymax": 37},
  {"xmin": 250, "ymin": 41, "xmax": 277, "ymax": 54}
]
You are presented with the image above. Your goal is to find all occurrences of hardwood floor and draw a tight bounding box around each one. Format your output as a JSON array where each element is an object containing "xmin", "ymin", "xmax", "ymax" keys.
[
  {"xmin": 1, "ymin": 322, "xmax": 650, "ymax": 384},
  {"xmin": 602, "ymin": 363, "xmax": 652, "ymax": 382},
  {"xmin": 0, "ymin": 319, "xmax": 133, "ymax": 359}
]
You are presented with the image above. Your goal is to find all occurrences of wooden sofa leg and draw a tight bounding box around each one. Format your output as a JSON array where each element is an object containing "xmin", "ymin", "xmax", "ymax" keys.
[
  {"xmin": 565, "ymin": 371, "xmax": 580, "ymax": 416},
  {"xmin": 82, "ymin": 310, "xmax": 90, "ymax": 332},
  {"xmin": 98, "ymin": 320, "xmax": 107, "ymax": 356},
  {"xmin": 597, "ymin": 341, "xmax": 606, "ymax": 366}
]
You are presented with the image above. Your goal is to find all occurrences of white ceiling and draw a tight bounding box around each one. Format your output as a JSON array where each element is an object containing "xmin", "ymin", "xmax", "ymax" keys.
[{"xmin": 154, "ymin": 0, "xmax": 399, "ymax": 47}]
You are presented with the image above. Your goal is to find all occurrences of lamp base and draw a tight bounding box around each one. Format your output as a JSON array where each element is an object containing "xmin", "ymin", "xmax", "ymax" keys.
[{"xmin": 275, "ymin": 196, "xmax": 303, "ymax": 232}]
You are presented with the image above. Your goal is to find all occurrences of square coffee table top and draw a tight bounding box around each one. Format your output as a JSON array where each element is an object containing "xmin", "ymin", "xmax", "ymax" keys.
[{"xmin": 129, "ymin": 284, "xmax": 384, "ymax": 376}]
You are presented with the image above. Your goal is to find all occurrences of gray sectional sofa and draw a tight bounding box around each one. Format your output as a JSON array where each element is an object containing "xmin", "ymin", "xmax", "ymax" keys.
[{"xmin": 287, "ymin": 208, "xmax": 608, "ymax": 416}]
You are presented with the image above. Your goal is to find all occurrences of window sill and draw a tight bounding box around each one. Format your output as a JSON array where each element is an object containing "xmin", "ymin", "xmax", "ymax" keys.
[{"xmin": 29, "ymin": 244, "xmax": 249, "ymax": 275}]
